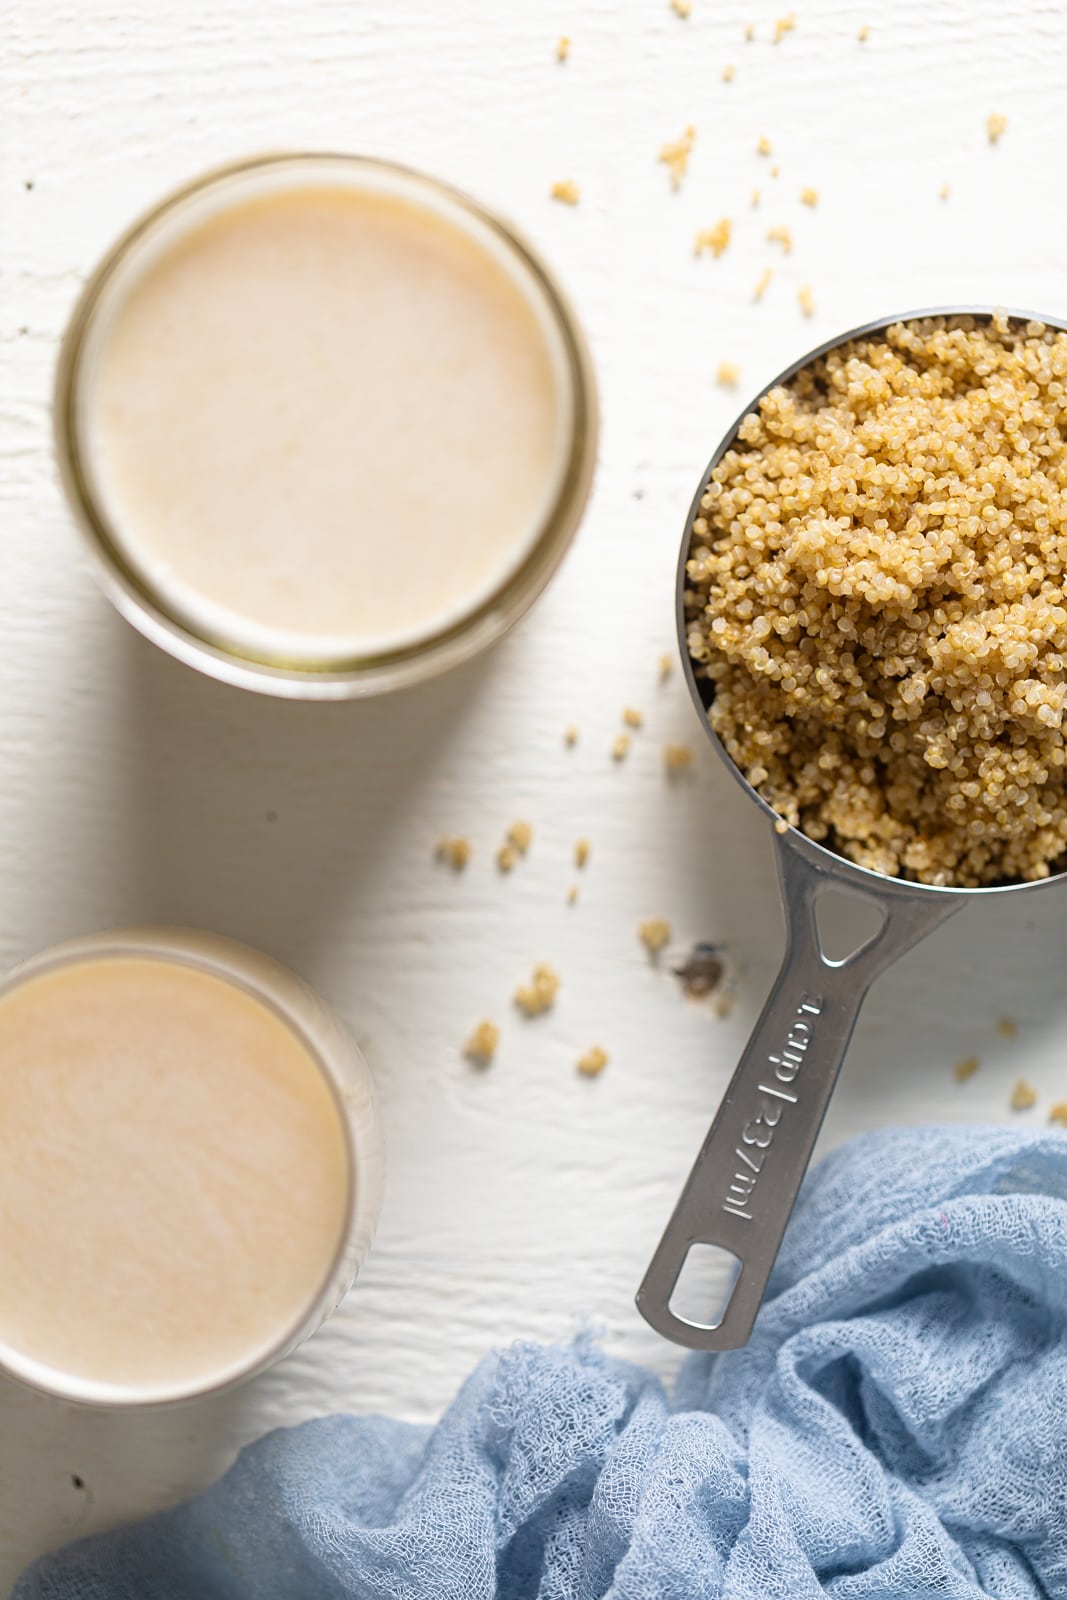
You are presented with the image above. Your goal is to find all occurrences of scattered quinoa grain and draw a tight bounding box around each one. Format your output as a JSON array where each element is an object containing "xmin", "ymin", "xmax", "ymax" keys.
[
  {"xmin": 987, "ymin": 112, "xmax": 1008, "ymax": 144},
  {"xmin": 1049, "ymin": 1102, "xmax": 1067, "ymax": 1127},
  {"xmin": 774, "ymin": 816, "xmax": 790, "ymax": 834},
  {"xmin": 639, "ymin": 918, "xmax": 672, "ymax": 954},
  {"xmin": 1011, "ymin": 1078, "xmax": 1037, "ymax": 1111},
  {"xmin": 695, "ymin": 218, "xmax": 732, "ymax": 258},
  {"xmin": 858, "ymin": 24, "xmax": 869, "ymax": 41},
  {"xmin": 800, "ymin": 186, "xmax": 818, "ymax": 207},
  {"xmin": 564, "ymin": 725, "xmax": 579, "ymax": 747},
  {"xmin": 751, "ymin": 187, "xmax": 761, "ymax": 207},
  {"xmin": 753, "ymin": 267, "xmax": 773, "ymax": 300},
  {"xmin": 954, "ymin": 1055, "xmax": 980, "ymax": 1082},
  {"xmin": 436, "ymin": 836, "xmax": 471, "ymax": 870},
  {"xmin": 496, "ymin": 843, "xmax": 518, "ymax": 874},
  {"xmin": 464, "ymin": 1020, "xmax": 499, "ymax": 1065},
  {"xmin": 756, "ymin": 135, "xmax": 773, "ymax": 157},
  {"xmin": 612, "ymin": 733, "xmax": 631, "ymax": 761},
  {"xmin": 566, "ymin": 885, "xmax": 579, "ymax": 905},
  {"xmin": 773, "ymin": 14, "xmax": 796, "ymax": 42},
  {"xmin": 675, "ymin": 945, "xmax": 725, "ymax": 998},
  {"xmin": 767, "ymin": 224, "xmax": 792, "ymax": 254},
  {"xmin": 685, "ymin": 315, "xmax": 1067, "ymax": 886},
  {"xmin": 939, "ymin": 183, "xmax": 951, "ymax": 200},
  {"xmin": 574, "ymin": 837, "xmax": 591, "ymax": 868},
  {"xmin": 722, "ymin": 63, "xmax": 735, "ymax": 82},
  {"xmin": 671, "ymin": 0, "xmax": 692, "ymax": 15},
  {"xmin": 997, "ymin": 1017, "xmax": 1018, "ymax": 1039},
  {"xmin": 514, "ymin": 962, "xmax": 560, "ymax": 1017},
  {"xmin": 744, "ymin": 21, "xmax": 755, "ymax": 40},
  {"xmin": 717, "ymin": 361, "xmax": 741, "ymax": 387},
  {"xmin": 769, "ymin": 164, "xmax": 780, "ymax": 178},
  {"xmin": 660, "ymin": 125, "xmax": 696, "ymax": 191},
  {"xmin": 664, "ymin": 743, "xmax": 695, "ymax": 773},
  {"xmin": 577, "ymin": 1045, "xmax": 609, "ymax": 1077},
  {"xmin": 507, "ymin": 820, "xmax": 533, "ymax": 855},
  {"xmin": 556, "ymin": 35, "xmax": 570, "ymax": 61},
  {"xmin": 622, "ymin": 706, "xmax": 644, "ymax": 729},
  {"xmin": 550, "ymin": 179, "xmax": 580, "ymax": 205},
  {"xmin": 659, "ymin": 653, "xmax": 674, "ymax": 680},
  {"xmin": 797, "ymin": 283, "xmax": 815, "ymax": 316}
]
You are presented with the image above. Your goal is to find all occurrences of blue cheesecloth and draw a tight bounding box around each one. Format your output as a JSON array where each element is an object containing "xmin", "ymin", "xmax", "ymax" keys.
[{"xmin": 14, "ymin": 1125, "xmax": 1067, "ymax": 1599}]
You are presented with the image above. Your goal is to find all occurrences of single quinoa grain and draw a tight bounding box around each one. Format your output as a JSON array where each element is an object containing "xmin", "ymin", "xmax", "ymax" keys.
[
  {"xmin": 437, "ymin": 836, "xmax": 471, "ymax": 870},
  {"xmin": 556, "ymin": 35, "xmax": 570, "ymax": 61},
  {"xmin": 514, "ymin": 962, "xmax": 560, "ymax": 1017},
  {"xmin": 660, "ymin": 126, "xmax": 696, "ymax": 190},
  {"xmin": 564, "ymin": 725, "xmax": 579, "ymax": 747},
  {"xmin": 566, "ymin": 885, "xmax": 579, "ymax": 905},
  {"xmin": 767, "ymin": 224, "xmax": 792, "ymax": 255},
  {"xmin": 1010, "ymin": 1077, "xmax": 1037, "ymax": 1111},
  {"xmin": 997, "ymin": 1016, "xmax": 1018, "ymax": 1039},
  {"xmin": 695, "ymin": 219, "xmax": 732, "ymax": 259},
  {"xmin": 745, "ymin": 22, "xmax": 755, "ymax": 40},
  {"xmin": 622, "ymin": 707, "xmax": 644, "ymax": 729},
  {"xmin": 577, "ymin": 1045, "xmax": 609, "ymax": 1077},
  {"xmin": 717, "ymin": 361, "xmax": 742, "ymax": 387},
  {"xmin": 664, "ymin": 743, "xmax": 695, "ymax": 772},
  {"xmin": 797, "ymin": 283, "xmax": 815, "ymax": 317},
  {"xmin": 685, "ymin": 315, "xmax": 1067, "ymax": 886},
  {"xmin": 939, "ymin": 183, "xmax": 951, "ymax": 200},
  {"xmin": 574, "ymin": 837, "xmax": 591, "ymax": 868},
  {"xmin": 464, "ymin": 1020, "xmax": 499, "ymax": 1065},
  {"xmin": 858, "ymin": 24, "xmax": 870, "ymax": 41},
  {"xmin": 507, "ymin": 820, "xmax": 533, "ymax": 855},
  {"xmin": 550, "ymin": 179, "xmax": 580, "ymax": 205},
  {"xmin": 987, "ymin": 113, "xmax": 1008, "ymax": 144},
  {"xmin": 754, "ymin": 267, "xmax": 773, "ymax": 301},
  {"xmin": 639, "ymin": 917, "xmax": 672, "ymax": 954},
  {"xmin": 1049, "ymin": 1101, "xmax": 1067, "ymax": 1127},
  {"xmin": 757, "ymin": 135, "xmax": 773, "ymax": 157},
  {"xmin": 722, "ymin": 63, "xmax": 735, "ymax": 82},
  {"xmin": 659, "ymin": 653, "xmax": 674, "ymax": 679},
  {"xmin": 773, "ymin": 14, "xmax": 795, "ymax": 41},
  {"xmin": 612, "ymin": 733, "xmax": 631, "ymax": 761},
  {"xmin": 496, "ymin": 843, "xmax": 518, "ymax": 874},
  {"xmin": 801, "ymin": 186, "xmax": 818, "ymax": 207},
  {"xmin": 671, "ymin": 0, "xmax": 692, "ymax": 16},
  {"xmin": 954, "ymin": 1055, "xmax": 980, "ymax": 1082},
  {"xmin": 751, "ymin": 187, "xmax": 761, "ymax": 207}
]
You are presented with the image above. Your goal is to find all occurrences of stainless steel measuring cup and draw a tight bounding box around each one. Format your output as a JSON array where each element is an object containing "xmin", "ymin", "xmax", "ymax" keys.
[{"xmin": 637, "ymin": 307, "xmax": 1067, "ymax": 1353}]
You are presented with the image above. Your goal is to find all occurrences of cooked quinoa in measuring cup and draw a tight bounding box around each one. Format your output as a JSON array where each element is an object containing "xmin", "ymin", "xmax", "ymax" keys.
[{"xmin": 685, "ymin": 313, "xmax": 1067, "ymax": 887}]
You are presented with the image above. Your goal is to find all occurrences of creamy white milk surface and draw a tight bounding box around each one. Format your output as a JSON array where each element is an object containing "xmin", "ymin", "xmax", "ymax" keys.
[
  {"xmin": 80, "ymin": 179, "xmax": 568, "ymax": 662},
  {"xmin": 0, "ymin": 953, "xmax": 351, "ymax": 1398}
]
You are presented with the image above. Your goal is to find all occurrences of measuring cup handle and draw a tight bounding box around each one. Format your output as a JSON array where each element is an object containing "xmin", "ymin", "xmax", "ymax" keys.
[{"xmin": 636, "ymin": 826, "xmax": 965, "ymax": 1352}]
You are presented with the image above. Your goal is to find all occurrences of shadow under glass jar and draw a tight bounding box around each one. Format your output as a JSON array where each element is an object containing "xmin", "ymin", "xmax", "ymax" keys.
[{"xmin": 54, "ymin": 154, "xmax": 599, "ymax": 699}]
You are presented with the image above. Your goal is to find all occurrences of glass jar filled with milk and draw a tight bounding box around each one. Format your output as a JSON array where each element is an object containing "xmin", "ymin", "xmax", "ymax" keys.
[
  {"xmin": 55, "ymin": 155, "xmax": 598, "ymax": 696},
  {"xmin": 0, "ymin": 929, "xmax": 383, "ymax": 1406}
]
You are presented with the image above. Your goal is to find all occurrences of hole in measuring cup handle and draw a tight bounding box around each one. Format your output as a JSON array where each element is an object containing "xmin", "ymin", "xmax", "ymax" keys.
[
  {"xmin": 813, "ymin": 888, "xmax": 887, "ymax": 967},
  {"xmin": 667, "ymin": 1242, "xmax": 742, "ymax": 1331}
]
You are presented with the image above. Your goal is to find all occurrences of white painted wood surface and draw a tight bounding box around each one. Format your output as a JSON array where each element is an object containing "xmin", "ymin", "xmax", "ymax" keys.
[{"xmin": 4, "ymin": 0, "xmax": 1067, "ymax": 1583}]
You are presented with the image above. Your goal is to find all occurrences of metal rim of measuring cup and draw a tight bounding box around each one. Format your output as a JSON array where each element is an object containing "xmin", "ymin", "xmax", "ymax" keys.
[
  {"xmin": 636, "ymin": 306, "xmax": 1067, "ymax": 1354},
  {"xmin": 53, "ymin": 152, "xmax": 599, "ymax": 701}
]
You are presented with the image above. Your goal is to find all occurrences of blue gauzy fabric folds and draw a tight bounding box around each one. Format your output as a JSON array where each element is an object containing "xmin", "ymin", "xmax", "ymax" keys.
[{"xmin": 15, "ymin": 1126, "xmax": 1067, "ymax": 1599}]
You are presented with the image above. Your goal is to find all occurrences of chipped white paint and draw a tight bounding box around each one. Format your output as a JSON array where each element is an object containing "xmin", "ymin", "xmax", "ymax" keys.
[{"xmin": 3, "ymin": 0, "xmax": 1067, "ymax": 1582}]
